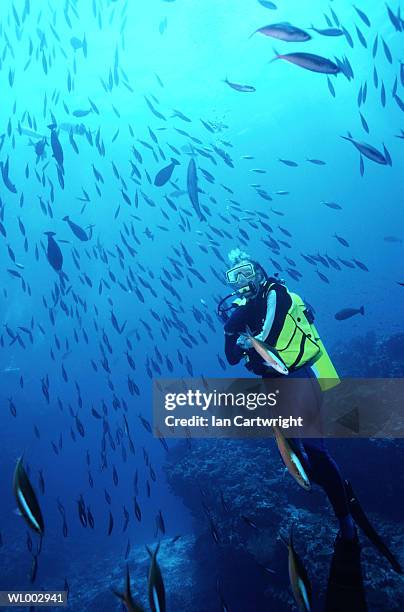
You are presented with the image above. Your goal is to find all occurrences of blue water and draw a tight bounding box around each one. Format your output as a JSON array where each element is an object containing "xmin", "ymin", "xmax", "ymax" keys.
[{"xmin": 0, "ymin": 0, "xmax": 403, "ymax": 609}]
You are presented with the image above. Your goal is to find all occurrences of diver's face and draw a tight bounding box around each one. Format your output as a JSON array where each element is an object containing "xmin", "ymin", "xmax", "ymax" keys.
[
  {"xmin": 225, "ymin": 262, "xmax": 264, "ymax": 298},
  {"xmin": 236, "ymin": 275, "xmax": 263, "ymax": 300},
  {"xmin": 241, "ymin": 282, "xmax": 259, "ymax": 300},
  {"xmin": 241, "ymin": 268, "xmax": 264, "ymax": 299}
]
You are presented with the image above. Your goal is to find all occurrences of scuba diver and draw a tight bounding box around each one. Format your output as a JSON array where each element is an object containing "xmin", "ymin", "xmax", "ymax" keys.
[{"xmin": 218, "ymin": 250, "xmax": 402, "ymax": 591}]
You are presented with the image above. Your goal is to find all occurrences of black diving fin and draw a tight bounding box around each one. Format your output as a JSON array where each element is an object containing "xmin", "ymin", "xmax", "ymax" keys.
[
  {"xmin": 325, "ymin": 532, "xmax": 367, "ymax": 611},
  {"xmin": 345, "ymin": 480, "xmax": 403, "ymax": 574}
]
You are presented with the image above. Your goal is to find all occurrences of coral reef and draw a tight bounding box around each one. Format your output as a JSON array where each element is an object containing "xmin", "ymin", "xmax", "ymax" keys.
[
  {"xmin": 332, "ymin": 331, "xmax": 404, "ymax": 378},
  {"xmin": 165, "ymin": 437, "xmax": 404, "ymax": 610}
]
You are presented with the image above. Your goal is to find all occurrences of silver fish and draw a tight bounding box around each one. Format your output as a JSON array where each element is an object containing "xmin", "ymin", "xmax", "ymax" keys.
[
  {"xmin": 273, "ymin": 52, "xmax": 340, "ymax": 74},
  {"xmin": 254, "ymin": 22, "xmax": 311, "ymax": 42}
]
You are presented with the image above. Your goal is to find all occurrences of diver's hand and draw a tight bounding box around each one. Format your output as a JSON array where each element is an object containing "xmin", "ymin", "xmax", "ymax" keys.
[{"xmin": 237, "ymin": 335, "xmax": 253, "ymax": 350}]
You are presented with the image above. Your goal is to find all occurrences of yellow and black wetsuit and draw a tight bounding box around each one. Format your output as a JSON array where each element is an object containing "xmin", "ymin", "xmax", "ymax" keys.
[{"xmin": 224, "ymin": 278, "xmax": 339, "ymax": 391}]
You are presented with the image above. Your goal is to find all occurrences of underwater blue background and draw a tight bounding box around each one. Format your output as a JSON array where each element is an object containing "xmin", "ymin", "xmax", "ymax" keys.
[{"xmin": 0, "ymin": 0, "xmax": 403, "ymax": 610}]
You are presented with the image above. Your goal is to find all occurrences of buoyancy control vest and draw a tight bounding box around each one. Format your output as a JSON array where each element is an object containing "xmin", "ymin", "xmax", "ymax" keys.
[{"xmin": 246, "ymin": 281, "xmax": 340, "ymax": 391}]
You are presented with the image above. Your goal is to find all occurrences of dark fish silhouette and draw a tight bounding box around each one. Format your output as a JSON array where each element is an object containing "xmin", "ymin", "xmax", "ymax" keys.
[
  {"xmin": 77, "ymin": 495, "xmax": 87, "ymax": 527},
  {"xmin": 147, "ymin": 543, "xmax": 166, "ymax": 612},
  {"xmin": 307, "ymin": 158, "xmax": 326, "ymax": 165},
  {"xmin": 224, "ymin": 78, "xmax": 256, "ymax": 93},
  {"xmin": 13, "ymin": 457, "xmax": 44, "ymax": 535},
  {"xmin": 334, "ymin": 234, "xmax": 350, "ymax": 247},
  {"xmin": 272, "ymin": 52, "xmax": 340, "ymax": 74},
  {"xmin": 134, "ymin": 497, "xmax": 141, "ymax": 522},
  {"xmin": 322, "ymin": 201, "xmax": 342, "ymax": 210},
  {"xmin": 335, "ymin": 306, "xmax": 365, "ymax": 320},
  {"xmin": 154, "ymin": 159, "xmax": 179, "ymax": 187},
  {"xmin": 353, "ymin": 5, "xmax": 371, "ymax": 27},
  {"xmin": 49, "ymin": 128, "xmax": 64, "ymax": 167},
  {"xmin": 138, "ymin": 414, "xmax": 152, "ymax": 433},
  {"xmin": 87, "ymin": 507, "xmax": 95, "ymax": 529},
  {"xmin": 1, "ymin": 157, "xmax": 17, "ymax": 193},
  {"xmin": 72, "ymin": 109, "xmax": 92, "ymax": 117},
  {"xmin": 63, "ymin": 216, "xmax": 89, "ymax": 241},
  {"xmin": 112, "ymin": 565, "xmax": 144, "ymax": 612},
  {"xmin": 107, "ymin": 511, "xmax": 114, "ymax": 535},
  {"xmin": 187, "ymin": 158, "xmax": 205, "ymax": 221},
  {"xmin": 30, "ymin": 554, "xmax": 38, "ymax": 583},
  {"xmin": 258, "ymin": 0, "xmax": 277, "ymax": 8},
  {"xmin": 341, "ymin": 133, "xmax": 390, "ymax": 165},
  {"xmin": 279, "ymin": 158, "xmax": 298, "ymax": 167},
  {"xmin": 310, "ymin": 26, "xmax": 344, "ymax": 36},
  {"xmin": 44, "ymin": 232, "xmax": 63, "ymax": 271},
  {"xmin": 253, "ymin": 23, "xmax": 311, "ymax": 42}
]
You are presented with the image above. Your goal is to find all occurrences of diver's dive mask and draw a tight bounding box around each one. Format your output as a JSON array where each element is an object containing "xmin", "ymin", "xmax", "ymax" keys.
[
  {"xmin": 226, "ymin": 262, "xmax": 256, "ymax": 286},
  {"xmin": 225, "ymin": 261, "xmax": 265, "ymax": 297},
  {"xmin": 218, "ymin": 262, "xmax": 265, "ymax": 322}
]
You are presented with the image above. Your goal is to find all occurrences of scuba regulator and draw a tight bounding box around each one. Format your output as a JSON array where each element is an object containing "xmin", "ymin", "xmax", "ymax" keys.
[{"xmin": 216, "ymin": 284, "xmax": 254, "ymax": 322}]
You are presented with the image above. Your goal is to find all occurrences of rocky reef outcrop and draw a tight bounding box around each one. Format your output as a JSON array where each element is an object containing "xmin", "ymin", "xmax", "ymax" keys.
[
  {"xmin": 165, "ymin": 436, "xmax": 403, "ymax": 610},
  {"xmin": 332, "ymin": 331, "xmax": 404, "ymax": 377}
]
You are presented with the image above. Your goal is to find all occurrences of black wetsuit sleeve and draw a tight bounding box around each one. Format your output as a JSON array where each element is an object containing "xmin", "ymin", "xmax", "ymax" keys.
[{"xmin": 224, "ymin": 307, "xmax": 246, "ymax": 365}]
